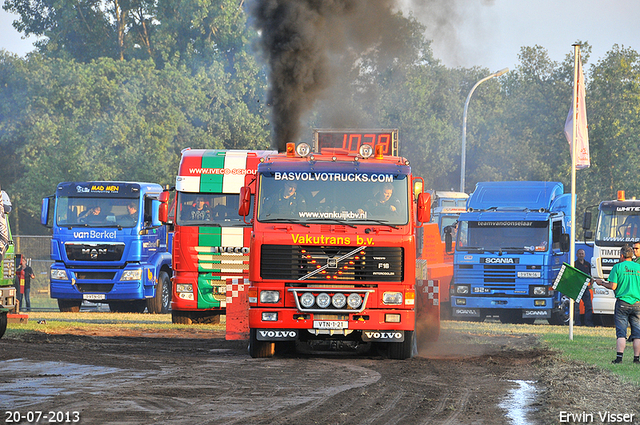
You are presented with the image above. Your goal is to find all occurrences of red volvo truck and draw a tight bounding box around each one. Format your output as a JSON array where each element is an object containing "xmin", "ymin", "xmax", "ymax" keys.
[{"xmin": 239, "ymin": 129, "xmax": 439, "ymax": 359}]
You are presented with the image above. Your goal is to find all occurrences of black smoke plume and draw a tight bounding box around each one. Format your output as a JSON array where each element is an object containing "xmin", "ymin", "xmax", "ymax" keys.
[{"xmin": 247, "ymin": 0, "xmax": 400, "ymax": 152}]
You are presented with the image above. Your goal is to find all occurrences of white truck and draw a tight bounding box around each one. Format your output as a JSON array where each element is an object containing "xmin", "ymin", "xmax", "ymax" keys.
[{"xmin": 582, "ymin": 190, "xmax": 640, "ymax": 326}]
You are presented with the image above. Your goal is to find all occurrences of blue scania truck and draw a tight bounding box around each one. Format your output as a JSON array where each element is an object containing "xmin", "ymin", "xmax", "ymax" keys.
[
  {"xmin": 450, "ymin": 181, "xmax": 571, "ymax": 324},
  {"xmin": 41, "ymin": 181, "xmax": 172, "ymax": 313}
]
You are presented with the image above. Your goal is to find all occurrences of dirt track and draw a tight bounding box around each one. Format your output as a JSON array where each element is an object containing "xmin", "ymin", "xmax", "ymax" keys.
[{"xmin": 1, "ymin": 323, "xmax": 639, "ymax": 425}]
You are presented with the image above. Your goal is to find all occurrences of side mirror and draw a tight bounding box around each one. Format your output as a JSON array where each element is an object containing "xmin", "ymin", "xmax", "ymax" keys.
[
  {"xmin": 584, "ymin": 230, "xmax": 593, "ymax": 240},
  {"xmin": 159, "ymin": 191, "xmax": 170, "ymax": 203},
  {"xmin": 41, "ymin": 196, "xmax": 53, "ymax": 228},
  {"xmin": 417, "ymin": 192, "xmax": 431, "ymax": 224},
  {"xmin": 444, "ymin": 230, "xmax": 453, "ymax": 253},
  {"xmin": 559, "ymin": 233, "xmax": 570, "ymax": 252},
  {"xmin": 150, "ymin": 199, "xmax": 162, "ymax": 227},
  {"xmin": 238, "ymin": 186, "xmax": 252, "ymax": 217},
  {"xmin": 582, "ymin": 211, "xmax": 592, "ymax": 230},
  {"xmin": 158, "ymin": 190, "xmax": 170, "ymax": 224}
]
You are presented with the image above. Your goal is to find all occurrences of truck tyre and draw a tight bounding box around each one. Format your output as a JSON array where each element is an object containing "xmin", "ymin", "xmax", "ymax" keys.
[
  {"xmin": 147, "ymin": 271, "xmax": 171, "ymax": 314},
  {"xmin": 172, "ymin": 310, "xmax": 193, "ymax": 325},
  {"xmin": 0, "ymin": 312, "xmax": 7, "ymax": 339},
  {"xmin": 249, "ymin": 329, "xmax": 275, "ymax": 358},
  {"xmin": 58, "ymin": 299, "xmax": 81, "ymax": 312},
  {"xmin": 388, "ymin": 330, "xmax": 414, "ymax": 360}
]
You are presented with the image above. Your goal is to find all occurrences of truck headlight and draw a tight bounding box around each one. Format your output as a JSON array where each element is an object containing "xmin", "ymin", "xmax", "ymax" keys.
[
  {"xmin": 383, "ymin": 292, "xmax": 403, "ymax": 305},
  {"xmin": 176, "ymin": 284, "xmax": 193, "ymax": 293},
  {"xmin": 331, "ymin": 293, "xmax": 347, "ymax": 308},
  {"xmin": 316, "ymin": 293, "xmax": 331, "ymax": 308},
  {"xmin": 532, "ymin": 286, "xmax": 547, "ymax": 296},
  {"xmin": 456, "ymin": 285, "xmax": 470, "ymax": 294},
  {"xmin": 347, "ymin": 293, "xmax": 362, "ymax": 309},
  {"xmin": 50, "ymin": 269, "xmax": 68, "ymax": 280},
  {"xmin": 300, "ymin": 292, "xmax": 315, "ymax": 308},
  {"xmin": 120, "ymin": 269, "xmax": 142, "ymax": 281},
  {"xmin": 260, "ymin": 290, "xmax": 280, "ymax": 303}
]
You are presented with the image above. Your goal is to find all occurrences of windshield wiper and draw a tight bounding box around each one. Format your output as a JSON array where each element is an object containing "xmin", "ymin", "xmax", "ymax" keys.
[
  {"xmin": 306, "ymin": 218, "xmax": 357, "ymax": 228},
  {"xmin": 357, "ymin": 219, "xmax": 399, "ymax": 229},
  {"xmin": 260, "ymin": 218, "xmax": 310, "ymax": 228},
  {"xmin": 461, "ymin": 247, "xmax": 486, "ymax": 253},
  {"xmin": 500, "ymin": 246, "xmax": 534, "ymax": 253}
]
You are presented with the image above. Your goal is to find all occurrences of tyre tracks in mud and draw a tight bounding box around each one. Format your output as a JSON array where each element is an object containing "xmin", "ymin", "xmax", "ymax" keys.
[{"xmin": 1, "ymin": 328, "xmax": 547, "ymax": 425}]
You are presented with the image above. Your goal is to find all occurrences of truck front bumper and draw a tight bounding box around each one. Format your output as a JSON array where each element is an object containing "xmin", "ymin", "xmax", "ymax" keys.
[
  {"xmin": 451, "ymin": 296, "xmax": 554, "ymax": 318},
  {"xmin": 0, "ymin": 286, "xmax": 16, "ymax": 309},
  {"xmin": 249, "ymin": 307, "xmax": 415, "ymax": 340}
]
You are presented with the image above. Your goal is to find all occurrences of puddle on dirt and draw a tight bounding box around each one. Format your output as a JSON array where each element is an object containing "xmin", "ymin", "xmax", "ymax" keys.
[
  {"xmin": 0, "ymin": 359, "xmax": 144, "ymax": 409},
  {"xmin": 499, "ymin": 379, "xmax": 537, "ymax": 425}
]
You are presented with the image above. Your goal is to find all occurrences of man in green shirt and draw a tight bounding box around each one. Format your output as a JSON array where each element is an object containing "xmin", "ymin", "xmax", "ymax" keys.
[
  {"xmin": 634, "ymin": 242, "xmax": 640, "ymax": 264},
  {"xmin": 596, "ymin": 245, "xmax": 640, "ymax": 364}
]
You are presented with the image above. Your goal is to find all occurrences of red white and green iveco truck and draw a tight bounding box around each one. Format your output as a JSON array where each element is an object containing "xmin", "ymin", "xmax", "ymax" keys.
[
  {"xmin": 239, "ymin": 129, "xmax": 439, "ymax": 359},
  {"xmin": 170, "ymin": 149, "xmax": 275, "ymax": 324}
]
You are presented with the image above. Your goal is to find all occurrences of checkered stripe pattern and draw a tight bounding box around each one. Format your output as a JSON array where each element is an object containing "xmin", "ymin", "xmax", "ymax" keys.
[
  {"xmin": 226, "ymin": 278, "xmax": 249, "ymax": 304},
  {"xmin": 419, "ymin": 279, "xmax": 439, "ymax": 306}
]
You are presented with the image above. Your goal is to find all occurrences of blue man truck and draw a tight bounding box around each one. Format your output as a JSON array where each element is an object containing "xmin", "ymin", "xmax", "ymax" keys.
[
  {"xmin": 450, "ymin": 181, "xmax": 571, "ymax": 324},
  {"xmin": 41, "ymin": 182, "xmax": 172, "ymax": 313}
]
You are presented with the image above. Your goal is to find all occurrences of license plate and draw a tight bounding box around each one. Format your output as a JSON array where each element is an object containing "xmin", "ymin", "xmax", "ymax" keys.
[
  {"xmin": 517, "ymin": 271, "xmax": 541, "ymax": 278},
  {"xmin": 313, "ymin": 320, "xmax": 348, "ymax": 330},
  {"xmin": 83, "ymin": 294, "xmax": 106, "ymax": 300}
]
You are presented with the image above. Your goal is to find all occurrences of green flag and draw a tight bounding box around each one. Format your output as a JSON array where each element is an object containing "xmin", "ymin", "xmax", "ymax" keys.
[{"xmin": 553, "ymin": 263, "xmax": 591, "ymax": 301}]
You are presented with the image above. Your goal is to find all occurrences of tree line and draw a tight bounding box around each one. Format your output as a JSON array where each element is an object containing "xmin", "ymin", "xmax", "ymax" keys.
[{"xmin": 1, "ymin": 0, "xmax": 639, "ymax": 234}]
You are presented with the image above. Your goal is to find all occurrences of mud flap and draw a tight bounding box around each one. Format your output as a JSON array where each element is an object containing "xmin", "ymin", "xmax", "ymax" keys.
[
  {"xmin": 225, "ymin": 278, "xmax": 250, "ymax": 340},
  {"xmin": 416, "ymin": 278, "xmax": 440, "ymax": 346}
]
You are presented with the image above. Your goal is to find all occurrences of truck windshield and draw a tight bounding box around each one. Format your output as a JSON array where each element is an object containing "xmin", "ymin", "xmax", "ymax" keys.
[
  {"xmin": 256, "ymin": 172, "xmax": 409, "ymax": 225},
  {"xmin": 176, "ymin": 192, "xmax": 249, "ymax": 226},
  {"xmin": 56, "ymin": 196, "xmax": 140, "ymax": 228},
  {"xmin": 457, "ymin": 221, "xmax": 549, "ymax": 252},
  {"xmin": 595, "ymin": 208, "xmax": 640, "ymax": 242}
]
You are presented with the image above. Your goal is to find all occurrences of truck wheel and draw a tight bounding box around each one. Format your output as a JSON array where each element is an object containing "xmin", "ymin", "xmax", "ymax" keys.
[
  {"xmin": 58, "ymin": 299, "xmax": 81, "ymax": 312},
  {"xmin": 0, "ymin": 312, "xmax": 7, "ymax": 339},
  {"xmin": 388, "ymin": 330, "xmax": 414, "ymax": 360},
  {"xmin": 172, "ymin": 310, "xmax": 193, "ymax": 324},
  {"xmin": 147, "ymin": 271, "xmax": 171, "ymax": 314},
  {"xmin": 249, "ymin": 329, "xmax": 275, "ymax": 358}
]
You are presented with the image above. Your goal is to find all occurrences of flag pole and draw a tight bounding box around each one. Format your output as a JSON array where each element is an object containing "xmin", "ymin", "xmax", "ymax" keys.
[{"xmin": 569, "ymin": 44, "xmax": 580, "ymax": 340}]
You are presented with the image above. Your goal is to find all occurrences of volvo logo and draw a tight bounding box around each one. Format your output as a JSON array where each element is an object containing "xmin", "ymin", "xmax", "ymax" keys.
[{"xmin": 257, "ymin": 330, "xmax": 297, "ymax": 340}]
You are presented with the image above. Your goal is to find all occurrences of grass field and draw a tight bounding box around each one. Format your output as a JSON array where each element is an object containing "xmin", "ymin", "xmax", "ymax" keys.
[
  {"xmin": 446, "ymin": 320, "xmax": 640, "ymax": 386},
  {"xmin": 5, "ymin": 313, "xmax": 640, "ymax": 386}
]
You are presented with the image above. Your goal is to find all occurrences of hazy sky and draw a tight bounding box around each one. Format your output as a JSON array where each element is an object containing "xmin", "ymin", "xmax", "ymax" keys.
[{"xmin": 1, "ymin": 0, "xmax": 639, "ymax": 72}]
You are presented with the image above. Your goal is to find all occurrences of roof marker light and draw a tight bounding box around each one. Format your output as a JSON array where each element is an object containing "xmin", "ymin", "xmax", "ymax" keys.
[
  {"xmin": 286, "ymin": 143, "xmax": 296, "ymax": 157},
  {"xmin": 296, "ymin": 142, "xmax": 311, "ymax": 157},
  {"xmin": 359, "ymin": 144, "xmax": 374, "ymax": 158},
  {"xmin": 374, "ymin": 145, "xmax": 384, "ymax": 159}
]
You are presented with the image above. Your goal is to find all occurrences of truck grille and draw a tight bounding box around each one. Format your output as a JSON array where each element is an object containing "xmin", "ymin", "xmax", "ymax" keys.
[
  {"xmin": 483, "ymin": 265, "xmax": 516, "ymax": 290},
  {"xmin": 65, "ymin": 243, "xmax": 125, "ymax": 261},
  {"xmin": 261, "ymin": 245, "xmax": 403, "ymax": 281},
  {"xmin": 76, "ymin": 283, "xmax": 114, "ymax": 293}
]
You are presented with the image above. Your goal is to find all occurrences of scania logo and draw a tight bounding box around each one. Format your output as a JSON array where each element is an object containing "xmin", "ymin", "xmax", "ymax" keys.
[
  {"xmin": 364, "ymin": 331, "xmax": 402, "ymax": 339},
  {"xmin": 212, "ymin": 246, "xmax": 250, "ymax": 254},
  {"xmin": 481, "ymin": 257, "xmax": 517, "ymax": 264},
  {"xmin": 523, "ymin": 310, "xmax": 547, "ymax": 316},
  {"xmin": 455, "ymin": 309, "xmax": 479, "ymax": 315},
  {"xmin": 258, "ymin": 330, "xmax": 296, "ymax": 338}
]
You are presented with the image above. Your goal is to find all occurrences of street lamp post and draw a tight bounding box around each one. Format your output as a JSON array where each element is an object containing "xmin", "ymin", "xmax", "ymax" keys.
[{"xmin": 460, "ymin": 67, "xmax": 509, "ymax": 192}]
